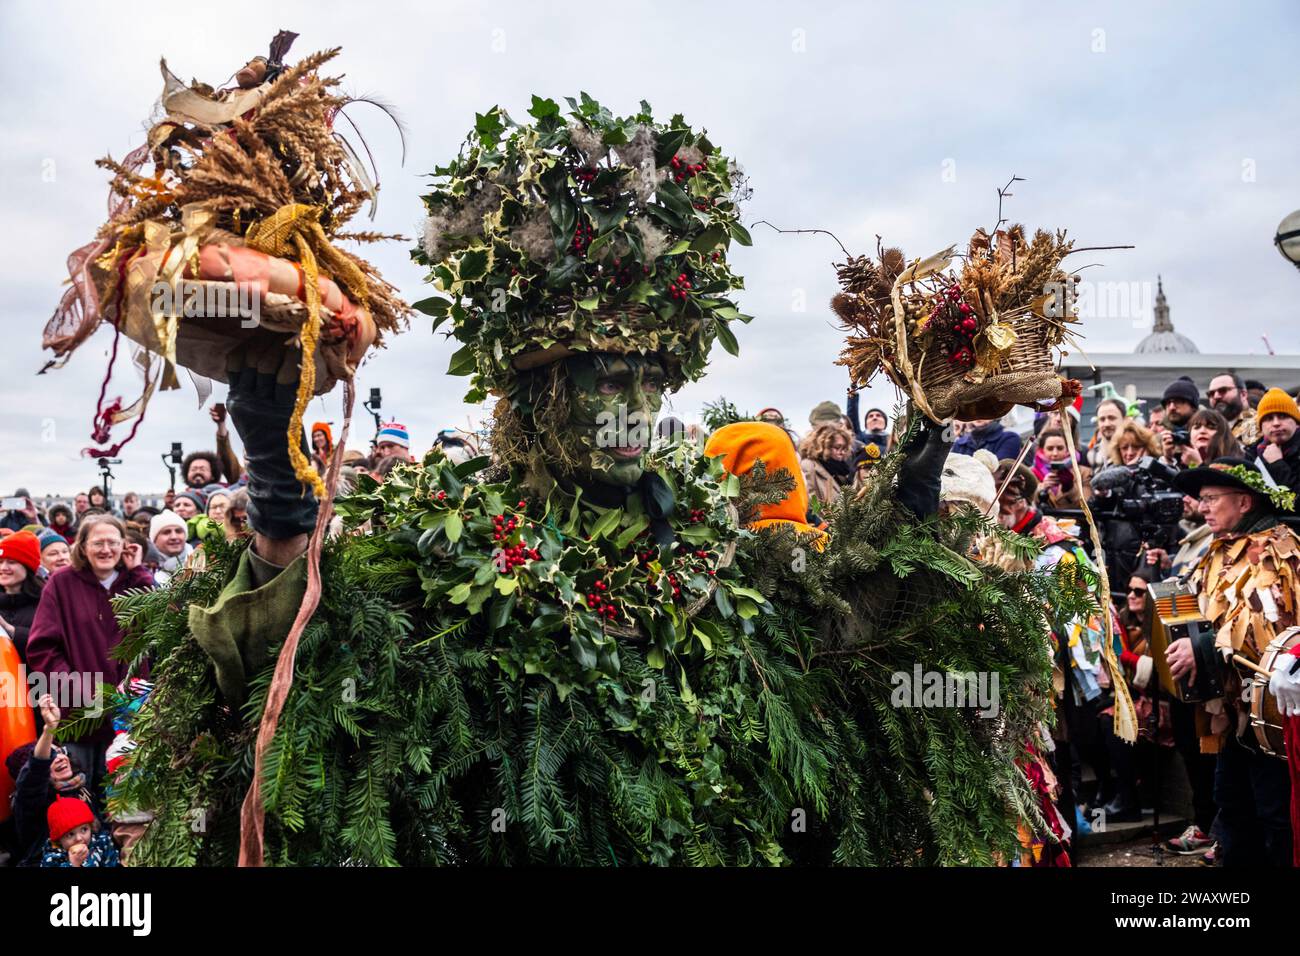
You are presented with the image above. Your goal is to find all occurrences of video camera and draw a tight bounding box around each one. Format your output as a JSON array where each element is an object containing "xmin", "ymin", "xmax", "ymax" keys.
[{"xmin": 1090, "ymin": 456, "xmax": 1185, "ymax": 554}]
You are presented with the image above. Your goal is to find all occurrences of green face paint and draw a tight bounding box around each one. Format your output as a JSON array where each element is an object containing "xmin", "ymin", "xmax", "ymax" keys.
[{"xmin": 561, "ymin": 353, "xmax": 666, "ymax": 488}]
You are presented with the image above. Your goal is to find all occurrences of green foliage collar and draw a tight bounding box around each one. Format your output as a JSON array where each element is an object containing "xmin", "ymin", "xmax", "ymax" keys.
[{"xmin": 335, "ymin": 443, "xmax": 766, "ymax": 699}]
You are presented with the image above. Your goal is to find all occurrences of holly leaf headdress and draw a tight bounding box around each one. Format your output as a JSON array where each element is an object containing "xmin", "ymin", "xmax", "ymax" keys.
[
  {"xmin": 412, "ymin": 93, "xmax": 752, "ymax": 403},
  {"xmin": 1222, "ymin": 464, "xmax": 1297, "ymax": 512}
]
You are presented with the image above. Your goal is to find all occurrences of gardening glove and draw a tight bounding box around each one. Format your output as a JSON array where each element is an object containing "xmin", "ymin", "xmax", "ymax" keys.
[{"xmin": 895, "ymin": 406, "xmax": 954, "ymax": 519}]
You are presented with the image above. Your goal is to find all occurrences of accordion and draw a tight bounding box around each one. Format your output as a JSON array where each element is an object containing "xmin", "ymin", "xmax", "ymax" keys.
[{"xmin": 1144, "ymin": 578, "xmax": 1223, "ymax": 702}]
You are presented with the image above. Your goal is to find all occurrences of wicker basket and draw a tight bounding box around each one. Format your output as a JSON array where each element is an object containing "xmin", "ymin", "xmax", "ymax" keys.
[{"xmin": 909, "ymin": 311, "xmax": 1061, "ymax": 420}]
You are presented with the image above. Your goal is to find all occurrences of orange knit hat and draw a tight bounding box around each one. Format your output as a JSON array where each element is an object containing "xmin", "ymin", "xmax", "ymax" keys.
[
  {"xmin": 1256, "ymin": 388, "xmax": 1300, "ymax": 424},
  {"xmin": 310, "ymin": 421, "xmax": 334, "ymax": 455},
  {"xmin": 704, "ymin": 422, "xmax": 829, "ymax": 549}
]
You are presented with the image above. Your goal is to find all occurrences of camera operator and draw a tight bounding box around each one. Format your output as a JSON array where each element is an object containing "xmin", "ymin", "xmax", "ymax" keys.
[
  {"xmin": 1158, "ymin": 376, "xmax": 1201, "ymax": 468},
  {"xmin": 1089, "ymin": 420, "xmax": 1183, "ymax": 595}
]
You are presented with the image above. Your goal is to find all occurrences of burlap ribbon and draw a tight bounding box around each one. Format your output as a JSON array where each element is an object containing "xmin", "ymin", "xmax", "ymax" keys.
[
  {"xmin": 239, "ymin": 380, "xmax": 356, "ymax": 867},
  {"xmin": 245, "ymin": 203, "xmax": 370, "ymax": 499}
]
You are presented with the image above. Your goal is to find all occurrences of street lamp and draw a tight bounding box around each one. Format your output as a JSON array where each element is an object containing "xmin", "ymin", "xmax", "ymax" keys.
[{"xmin": 1275, "ymin": 210, "xmax": 1300, "ymax": 270}]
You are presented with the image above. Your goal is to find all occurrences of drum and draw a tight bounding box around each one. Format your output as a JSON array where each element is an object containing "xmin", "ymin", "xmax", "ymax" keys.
[
  {"xmin": 1146, "ymin": 579, "xmax": 1219, "ymax": 702},
  {"xmin": 1250, "ymin": 626, "xmax": 1300, "ymax": 760}
]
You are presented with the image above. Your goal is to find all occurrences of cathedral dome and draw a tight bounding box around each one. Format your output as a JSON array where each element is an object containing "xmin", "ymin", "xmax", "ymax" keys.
[{"xmin": 1134, "ymin": 277, "xmax": 1198, "ymax": 354}]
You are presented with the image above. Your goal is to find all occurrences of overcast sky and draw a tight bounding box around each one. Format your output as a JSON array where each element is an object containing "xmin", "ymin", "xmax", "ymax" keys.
[{"xmin": 2, "ymin": 0, "xmax": 1298, "ymax": 495}]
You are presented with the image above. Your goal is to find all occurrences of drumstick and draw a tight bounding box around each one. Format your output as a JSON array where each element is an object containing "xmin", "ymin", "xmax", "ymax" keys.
[{"xmin": 1232, "ymin": 654, "xmax": 1271, "ymax": 678}]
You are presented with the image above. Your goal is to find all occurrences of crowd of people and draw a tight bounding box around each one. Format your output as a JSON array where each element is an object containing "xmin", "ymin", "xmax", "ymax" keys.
[
  {"xmin": 1, "ymin": 367, "xmax": 1298, "ymax": 867},
  {"xmin": 0, "ymin": 406, "xmax": 482, "ymax": 866}
]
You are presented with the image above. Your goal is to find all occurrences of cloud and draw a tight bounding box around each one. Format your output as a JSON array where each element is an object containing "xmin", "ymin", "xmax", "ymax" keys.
[{"xmin": 1, "ymin": 0, "xmax": 1297, "ymax": 493}]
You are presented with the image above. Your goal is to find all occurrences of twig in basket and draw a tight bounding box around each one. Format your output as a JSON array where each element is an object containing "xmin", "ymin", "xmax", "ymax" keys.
[
  {"xmin": 985, "ymin": 174, "xmax": 1025, "ymax": 241},
  {"xmin": 751, "ymin": 220, "xmax": 851, "ymax": 258}
]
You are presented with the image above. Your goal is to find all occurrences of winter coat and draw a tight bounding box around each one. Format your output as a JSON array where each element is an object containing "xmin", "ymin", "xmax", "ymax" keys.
[
  {"xmin": 953, "ymin": 421, "xmax": 1022, "ymax": 461},
  {"xmin": 0, "ymin": 510, "xmax": 32, "ymax": 533},
  {"xmin": 47, "ymin": 505, "xmax": 77, "ymax": 543},
  {"xmin": 0, "ymin": 585, "xmax": 42, "ymax": 662},
  {"xmin": 12, "ymin": 752, "xmax": 105, "ymax": 867},
  {"xmin": 801, "ymin": 457, "xmax": 849, "ymax": 509},
  {"xmin": 25, "ymin": 564, "xmax": 154, "ymax": 745},
  {"xmin": 1248, "ymin": 428, "xmax": 1300, "ymax": 490},
  {"xmin": 40, "ymin": 828, "xmax": 120, "ymax": 868}
]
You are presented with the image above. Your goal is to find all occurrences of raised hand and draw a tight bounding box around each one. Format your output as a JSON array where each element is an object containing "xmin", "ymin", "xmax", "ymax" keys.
[{"xmin": 39, "ymin": 692, "xmax": 61, "ymax": 729}]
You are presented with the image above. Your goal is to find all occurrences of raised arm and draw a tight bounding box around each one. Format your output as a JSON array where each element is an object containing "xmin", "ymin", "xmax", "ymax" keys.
[{"xmin": 223, "ymin": 340, "xmax": 318, "ymax": 573}]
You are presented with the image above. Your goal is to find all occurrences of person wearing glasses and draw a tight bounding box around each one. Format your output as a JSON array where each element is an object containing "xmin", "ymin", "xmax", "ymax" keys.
[
  {"xmin": 1103, "ymin": 571, "xmax": 1166, "ymax": 823},
  {"xmin": 1167, "ymin": 460, "xmax": 1300, "ymax": 867},
  {"xmin": 25, "ymin": 515, "xmax": 154, "ymax": 793},
  {"xmin": 1206, "ymin": 373, "xmax": 1258, "ymax": 448}
]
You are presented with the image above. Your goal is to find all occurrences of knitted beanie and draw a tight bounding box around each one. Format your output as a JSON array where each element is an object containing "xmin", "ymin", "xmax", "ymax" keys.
[
  {"xmin": 376, "ymin": 421, "xmax": 411, "ymax": 449},
  {"xmin": 47, "ymin": 796, "xmax": 94, "ymax": 842},
  {"xmin": 0, "ymin": 530, "xmax": 41, "ymax": 574},
  {"xmin": 1256, "ymin": 387, "xmax": 1300, "ymax": 424}
]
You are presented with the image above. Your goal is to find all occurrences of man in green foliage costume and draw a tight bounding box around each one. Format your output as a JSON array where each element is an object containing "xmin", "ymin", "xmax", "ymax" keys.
[{"xmin": 111, "ymin": 96, "xmax": 1093, "ymax": 866}]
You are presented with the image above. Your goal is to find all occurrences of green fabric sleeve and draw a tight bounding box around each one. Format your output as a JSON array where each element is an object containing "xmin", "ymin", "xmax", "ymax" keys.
[{"xmin": 188, "ymin": 548, "xmax": 308, "ymax": 705}]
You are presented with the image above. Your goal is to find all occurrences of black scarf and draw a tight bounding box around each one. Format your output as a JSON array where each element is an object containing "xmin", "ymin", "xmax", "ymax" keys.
[{"xmin": 822, "ymin": 457, "xmax": 853, "ymax": 482}]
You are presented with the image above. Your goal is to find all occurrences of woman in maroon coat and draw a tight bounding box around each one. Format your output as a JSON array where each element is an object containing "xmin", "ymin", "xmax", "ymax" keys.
[{"xmin": 25, "ymin": 514, "xmax": 153, "ymax": 790}]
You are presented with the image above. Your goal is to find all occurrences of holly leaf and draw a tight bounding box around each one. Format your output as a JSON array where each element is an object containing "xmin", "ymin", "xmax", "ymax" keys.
[
  {"xmin": 444, "ymin": 511, "xmax": 464, "ymax": 543},
  {"xmin": 457, "ymin": 248, "xmax": 490, "ymax": 282},
  {"xmin": 487, "ymin": 593, "xmax": 517, "ymax": 632},
  {"xmin": 727, "ymin": 585, "xmax": 768, "ymax": 604},
  {"xmin": 655, "ymin": 179, "xmax": 694, "ymax": 221},
  {"xmin": 453, "ymin": 456, "xmax": 492, "ymax": 479},
  {"xmin": 713, "ymin": 317, "xmax": 740, "ymax": 356},
  {"xmin": 689, "ymin": 225, "xmax": 726, "ymax": 254},
  {"xmin": 447, "ymin": 344, "xmax": 477, "ymax": 376},
  {"xmin": 614, "ymin": 516, "xmax": 650, "ymax": 549},
  {"xmin": 588, "ymin": 507, "xmax": 622, "ymax": 540},
  {"xmin": 412, "ymin": 296, "xmax": 450, "ymax": 316}
]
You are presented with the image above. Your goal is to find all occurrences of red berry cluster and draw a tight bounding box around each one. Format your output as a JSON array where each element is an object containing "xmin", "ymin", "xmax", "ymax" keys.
[
  {"xmin": 435, "ymin": 490, "xmax": 447, "ymax": 501},
  {"xmin": 929, "ymin": 282, "xmax": 978, "ymax": 369},
  {"xmin": 571, "ymin": 222, "xmax": 595, "ymax": 256},
  {"xmin": 493, "ymin": 503, "xmax": 539, "ymax": 571},
  {"xmin": 692, "ymin": 199, "xmax": 711, "ymax": 211},
  {"xmin": 670, "ymin": 154, "xmax": 704, "ymax": 183},
  {"xmin": 575, "ymin": 167, "xmax": 597, "ymax": 186},
  {"xmin": 669, "ymin": 272, "xmax": 692, "ymax": 301},
  {"xmin": 586, "ymin": 577, "xmax": 619, "ymax": 620},
  {"xmin": 498, "ymin": 540, "xmax": 539, "ymax": 571},
  {"xmin": 686, "ymin": 507, "xmax": 707, "ymax": 524},
  {"xmin": 492, "ymin": 512, "xmax": 518, "ymax": 542}
]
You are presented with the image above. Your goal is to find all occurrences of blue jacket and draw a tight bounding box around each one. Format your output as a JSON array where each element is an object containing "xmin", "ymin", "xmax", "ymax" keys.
[
  {"xmin": 40, "ymin": 828, "xmax": 120, "ymax": 868},
  {"xmin": 953, "ymin": 422, "xmax": 1022, "ymax": 461}
]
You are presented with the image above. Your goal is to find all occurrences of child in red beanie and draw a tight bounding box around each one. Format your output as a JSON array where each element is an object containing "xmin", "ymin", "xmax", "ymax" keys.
[{"xmin": 41, "ymin": 796, "xmax": 120, "ymax": 867}]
